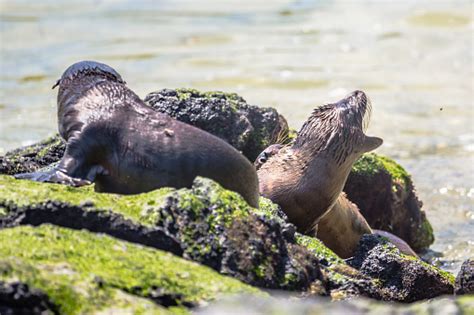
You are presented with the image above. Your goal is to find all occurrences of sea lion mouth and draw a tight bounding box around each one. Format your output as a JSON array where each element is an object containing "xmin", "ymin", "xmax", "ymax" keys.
[
  {"xmin": 334, "ymin": 90, "xmax": 372, "ymax": 132},
  {"xmin": 52, "ymin": 60, "xmax": 126, "ymax": 89},
  {"xmin": 294, "ymin": 90, "xmax": 381, "ymax": 164}
]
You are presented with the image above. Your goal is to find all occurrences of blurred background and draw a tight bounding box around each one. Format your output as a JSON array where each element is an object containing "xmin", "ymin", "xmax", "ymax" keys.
[{"xmin": 0, "ymin": 0, "xmax": 472, "ymax": 272}]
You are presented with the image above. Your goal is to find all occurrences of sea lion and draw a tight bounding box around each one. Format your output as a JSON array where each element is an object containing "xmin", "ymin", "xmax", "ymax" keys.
[
  {"xmin": 15, "ymin": 61, "xmax": 260, "ymax": 208},
  {"xmin": 317, "ymin": 195, "xmax": 417, "ymax": 258},
  {"xmin": 256, "ymin": 91, "xmax": 381, "ymax": 257},
  {"xmin": 256, "ymin": 92, "xmax": 417, "ymax": 258},
  {"xmin": 258, "ymin": 90, "xmax": 382, "ymax": 232}
]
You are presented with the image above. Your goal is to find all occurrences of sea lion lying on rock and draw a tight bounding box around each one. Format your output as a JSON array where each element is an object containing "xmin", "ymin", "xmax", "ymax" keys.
[
  {"xmin": 256, "ymin": 91, "xmax": 416, "ymax": 258},
  {"xmin": 15, "ymin": 61, "xmax": 260, "ymax": 208}
]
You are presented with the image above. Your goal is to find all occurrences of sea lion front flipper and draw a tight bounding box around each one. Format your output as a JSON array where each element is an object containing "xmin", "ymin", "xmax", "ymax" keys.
[
  {"xmin": 14, "ymin": 167, "xmax": 91, "ymax": 187},
  {"xmin": 14, "ymin": 136, "xmax": 94, "ymax": 187}
]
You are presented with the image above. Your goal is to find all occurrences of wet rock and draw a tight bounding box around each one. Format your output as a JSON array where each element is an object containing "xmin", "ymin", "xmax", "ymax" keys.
[
  {"xmin": 349, "ymin": 234, "xmax": 454, "ymax": 302},
  {"xmin": 345, "ymin": 153, "xmax": 434, "ymax": 252},
  {"xmin": 0, "ymin": 225, "xmax": 259, "ymax": 314},
  {"xmin": 135, "ymin": 177, "xmax": 325, "ymax": 291},
  {"xmin": 0, "ymin": 175, "xmax": 325, "ymax": 292},
  {"xmin": 0, "ymin": 135, "xmax": 65, "ymax": 175},
  {"xmin": 0, "ymin": 199, "xmax": 183, "ymax": 257},
  {"xmin": 144, "ymin": 88, "xmax": 289, "ymax": 161},
  {"xmin": 455, "ymin": 259, "xmax": 474, "ymax": 295},
  {"xmin": 0, "ymin": 281, "xmax": 58, "ymax": 315},
  {"xmin": 0, "ymin": 174, "xmax": 454, "ymax": 302}
]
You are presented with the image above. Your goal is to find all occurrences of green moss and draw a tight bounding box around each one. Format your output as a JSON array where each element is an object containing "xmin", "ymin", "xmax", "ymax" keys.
[
  {"xmin": 0, "ymin": 175, "xmax": 173, "ymax": 225},
  {"xmin": 174, "ymin": 88, "xmax": 245, "ymax": 112},
  {"xmin": 381, "ymin": 239, "xmax": 455, "ymax": 285},
  {"xmin": 377, "ymin": 155, "xmax": 411, "ymax": 186},
  {"xmin": 6, "ymin": 135, "xmax": 62, "ymax": 160},
  {"xmin": 412, "ymin": 219, "xmax": 435, "ymax": 250},
  {"xmin": 0, "ymin": 225, "xmax": 261, "ymax": 314},
  {"xmin": 295, "ymin": 234, "xmax": 344, "ymax": 266},
  {"xmin": 352, "ymin": 153, "xmax": 411, "ymax": 186},
  {"xmin": 254, "ymin": 197, "xmax": 285, "ymax": 222},
  {"xmin": 36, "ymin": 135, "xmax": 64, "ymax": 158}
]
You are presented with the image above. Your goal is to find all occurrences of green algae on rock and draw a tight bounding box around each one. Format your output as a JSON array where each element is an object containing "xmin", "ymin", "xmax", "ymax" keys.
[
  {"xmin": 0, "ymin": 174, "xmax": 456, "ymax": 302},
  {"xmin": 349, "ymin": 234, "xmax": 454, "ymax": 302},
  {"xmin": 0, "ymin": 175, "xmax": 325, "ymax": 292},
  {"xmin": 345, "ymin": 153, "xmax": 434, "ymax": 251},
  {"xmin": 144, "ymin": 88, "xmax": 289, "ymax": 161},
  {"xmin": 0, "ymin": 134, "xmax": 65, "ymax": 175},
  {"xmin": 0, "ymin": 225, "xmax": 261, "ymax": 314}
]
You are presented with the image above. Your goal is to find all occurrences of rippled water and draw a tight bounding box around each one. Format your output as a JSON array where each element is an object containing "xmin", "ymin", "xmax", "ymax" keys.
[{"xmin": 1, "ymin": 0, "xmax": 472, "ymax": 273}]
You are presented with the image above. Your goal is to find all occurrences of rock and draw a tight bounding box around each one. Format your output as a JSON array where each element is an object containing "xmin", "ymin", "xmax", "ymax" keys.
[
  {"xmin": 0, "ymin": 281, "xmax": 57, "ymax": 315},
  {"xmin": 0, "ymin": 175, "xmax": 325, "ymax": 292},
  {"xmin": 144, "ymin": 88, "xmax": 289, "ymax": 161},
  {"xmin": 0, "ymin": 135, "xmax": 65, "ymax": 175},
  {"xmin": 345, "ymin": 153, "xmax": 434, "ymax": 252},
  {"xmin": 0, "ymin": 225, "xmax": 260, "ymax": 314},
  {"xmin": 0, "ymin": 174, "xmax": 456, "ymax": 306},
  {"xmin": 349, "ymin": 234, "xmax": 454, "ymax": 302},
  {"xmin": 455, "ymin": 259, "xmax": 474, "ymax": 295}
]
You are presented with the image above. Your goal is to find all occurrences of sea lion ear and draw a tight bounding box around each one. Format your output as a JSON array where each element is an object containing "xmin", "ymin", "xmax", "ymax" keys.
[
  {"xmin": 361, "ymin": 136, "xmax": 383, "ymax": 152},
  {"xmin": 52, "ymin": 79, "xmax": 60, "ymax": 89}
]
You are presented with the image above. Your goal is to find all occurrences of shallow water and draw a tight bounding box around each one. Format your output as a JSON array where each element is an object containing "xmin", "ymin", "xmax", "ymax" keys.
[{"xmin": 0, "ymin": 0, "xmax": 472, "ymax": 273}]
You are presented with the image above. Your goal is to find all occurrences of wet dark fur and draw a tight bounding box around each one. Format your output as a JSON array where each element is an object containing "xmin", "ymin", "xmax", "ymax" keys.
[{"xmin": 16, "ymin": 61, "xmax": 260, "ymax": 208}]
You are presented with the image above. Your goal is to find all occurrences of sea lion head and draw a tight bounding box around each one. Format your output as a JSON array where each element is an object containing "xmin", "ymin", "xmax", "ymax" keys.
[
  {"xmin": 52, "ymin": 60, "xmax": 125, "ymax": 90},
  {"xmin": 294, "ymin": 90, "xmax": 383, "ymax": 166},
  {"xmin": 53, "ymin": 61, "xmax": 127, "ymax": 140},
  {"xmin": 254, "ymin": 144, "xmax": 284, "ymax": 170}
]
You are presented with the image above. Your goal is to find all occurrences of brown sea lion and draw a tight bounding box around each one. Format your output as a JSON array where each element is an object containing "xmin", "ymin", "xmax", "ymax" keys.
[
  {"xmin": 256, "ymin": 91, "xmax": 417, "ymax": 258},
  {"xmin": 257, "ymin": 90, "xmax": 382, "ymax": 232},
  {"xmin": 317, "ymin": 195, "xmax": 418, "ymax": 258},
  {"xmin": 15, "ymin": 61, "xmax": 260, "ymax": 208}
]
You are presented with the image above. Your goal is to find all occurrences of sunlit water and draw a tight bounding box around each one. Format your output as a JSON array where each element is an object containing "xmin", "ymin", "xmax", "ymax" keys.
[{"xmin": 1, "ymin": 0, "xmax": 472, "ymax": 273}]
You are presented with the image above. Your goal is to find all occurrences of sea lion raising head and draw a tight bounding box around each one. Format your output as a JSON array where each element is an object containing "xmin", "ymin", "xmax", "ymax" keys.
[
  {"xmin": 16, "ymin": 61, "xmax": 260, "ymax": 208},
  {"xmin": 257, "ymin": 91, "xmax": 383, "ymax": 233}
]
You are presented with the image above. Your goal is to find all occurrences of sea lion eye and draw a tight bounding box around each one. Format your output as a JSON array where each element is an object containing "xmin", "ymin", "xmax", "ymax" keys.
[{"xmin": 258, "ymin": 153, "xmax": 268, "ymax": 164}]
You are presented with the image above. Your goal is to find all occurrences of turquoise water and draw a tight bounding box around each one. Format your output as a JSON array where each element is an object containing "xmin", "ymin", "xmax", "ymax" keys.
[{"xmin": 0, "ymin": 0, "xmax": 472, "ymax": 272}]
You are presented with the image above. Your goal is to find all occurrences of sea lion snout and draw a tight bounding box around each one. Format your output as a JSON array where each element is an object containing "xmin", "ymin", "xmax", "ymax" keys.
[{"xmin": 53, "ymin": 60, "xmax": 125, "ymax": 89}]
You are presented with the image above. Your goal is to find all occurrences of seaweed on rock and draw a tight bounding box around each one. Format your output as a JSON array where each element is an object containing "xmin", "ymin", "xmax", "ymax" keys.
[{"xmin": 0, "ymin": 225, "xmax": 260, "ymax": 314}]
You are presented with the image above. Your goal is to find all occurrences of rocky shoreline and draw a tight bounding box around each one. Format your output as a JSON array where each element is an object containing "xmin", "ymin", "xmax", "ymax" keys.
[{"xmin": 1, "ymin": 89, "xmax": 472, "ymax": 314}]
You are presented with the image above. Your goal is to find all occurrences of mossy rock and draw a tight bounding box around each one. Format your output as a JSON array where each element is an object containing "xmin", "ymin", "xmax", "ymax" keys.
[
  {"xmin": 349, "ymin": 234, "xmax": 454, "ymax": 302},
  {"xmin": 0, "ymin": 175, "xmax": 453, "ymax": 302},
  {"xmin": 144, "ymin": 88, "xmax": 289, "ymax": 161},
  {"xmin": 345, "ymin": 153, "xmax": 434, "ymax": 251},
  {"xmin": 0, "ymin": 175, "xmax": 325, "ymax": 291},
  {"xmin": 0, "ymin": 135, "xmax": 65, "ymax": 175},
  {"xmin": 0, "ymin": 225, "xmax": 261, "ymax": 314}
]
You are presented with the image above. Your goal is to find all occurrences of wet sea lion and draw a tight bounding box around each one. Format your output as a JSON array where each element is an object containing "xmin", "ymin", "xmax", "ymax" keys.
[
  {"xmin": 256, "ymin": 91, "xmax": 417, "ymax": 258},
  {"xmin": 258, "ymin": 90, "xmax": 382, "ymax": 232},
  {"xmin": 15, "ymin": 61, "xmax": 260, "ymax": 208},
  {"xmin": 256, "ymin": 91, "xmax": 377, "ymax": 256},
  {"xmin": 317, "ymin": 195, "xmax": 417, "ymax": 258}
]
